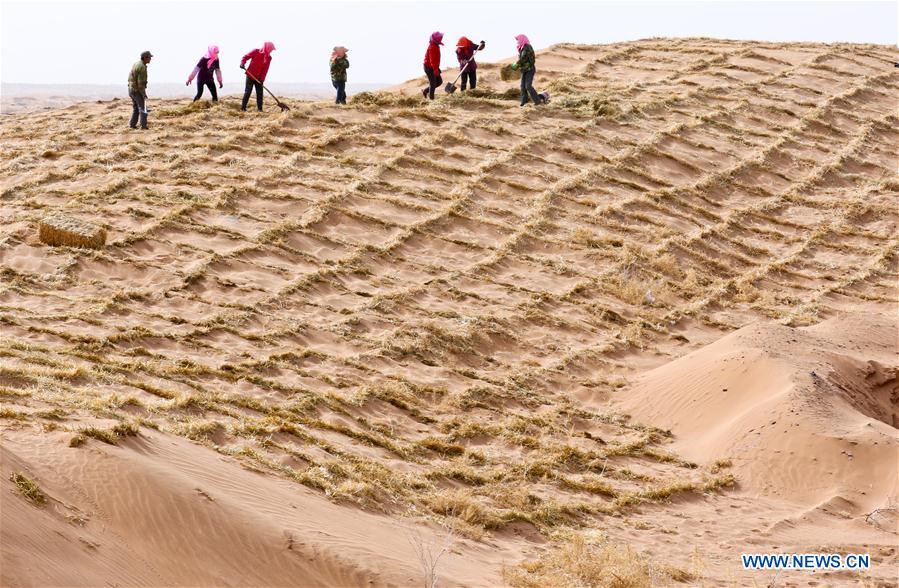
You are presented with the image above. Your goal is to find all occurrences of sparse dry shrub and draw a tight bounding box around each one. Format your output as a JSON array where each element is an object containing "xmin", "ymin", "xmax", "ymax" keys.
[
  {"xmin": 484, "ymin": 484, "xmax": 542, "ymax": 511},
  {"xmin": 406, "ymin": 517, "xmax": 458, "ymax": 588},
  {"xmin": 350, "ymin": 91, "xmax": 422, "ymax": 108},
  {"xmin": 784, "ymin": 301, "xmax": 820, "ymax": 326},
  {"xmin": 649, "ymin": 252, "xmax": 680, "ymax": 277},
  {"xmin": 554, "ymin": 92, "xmax": 621, "ymax": 118},
  {"xmin": 571, "ymin": 228, "xmax": 606, "ymax": 248},
  {"xmin": 709, "ymin": 458, "xmax": 732, "ymax": 473},
  {"xmin": 440, "ymin": 418, "xmax": 500, "ymax": 441},
  {"xmin": 174, "ymin": 419, "xmax": 222, "ymax": 442},
  {"xmin": 504, "ymin": 534, "xmax": 652, "ymax": 588},
  {"xmin": 157, "ymin": 100, "xmax": 216, "ymax": 118},
  {"xmin": 70, "ymin": 421, "xmax": 139, "ymax": 447},
  {"xmin": 424, "ymin": 488, "xmax": 499, "ymax": 530},
  {"xmin": 609, "ymin": 277, "xmax": 646, "ymax": 306},
  {"xmin": 418, "ymin": 437, "xmax": 466, "ymax": 457},
  {"xmin": 0, "ymin": 407, "xmax": 28, "ymax": 419},
  {"xmin": 383, "ymin": 319, "xmax": 504, "ymax": 360},
  {"xmin": 426, "ymin": 464, "xmax": 491, "ymax": 486},
  {"xmin": 444, "ymin": 385, "xmax": 497, "ymax": 409},
  {"xmin": 355, "ymin": 380, "xmax": 419, "ymax": 410},
  {"xmin": 457, "ymin": 87, "xmax": 521, "ymax": 101},
  {"xmin": 10, "ymin": 472, "xmax": 47, "ymax": 506}
]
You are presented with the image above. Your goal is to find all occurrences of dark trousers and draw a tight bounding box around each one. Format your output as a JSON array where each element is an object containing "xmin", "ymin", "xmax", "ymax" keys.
[
  {"xmin": 520, "ymin": 68, "xmax": 540, "ymax": 105},
  {"xmin": 423, "ymin": 65, "xmax": 440, "ymax": 99},
  {"xmin": 242, "ymin": 77, "xmax": 264, "ymax": 111},
  {"xmin": 460, "ymin": 70, "xmax": 476, "ymax": 91},
  {"xmin": 129, "ymin": 90, "xmax": 148, "ymax": 128},
  {"xmin": 332, "ymin": 80, "xmax": 346, "ymax": 104},
  {"xmin": 194, "ymin": 80, "xmax": 218, "ymax": 101}
]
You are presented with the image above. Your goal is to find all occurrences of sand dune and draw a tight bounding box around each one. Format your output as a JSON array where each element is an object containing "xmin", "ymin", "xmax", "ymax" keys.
[
  {"xmin": 618, "ymin": 312, "xmax": 898, "ymax": 511},
  {"xmin": 1, "ymin": 429, "xmax": 517, "ymax": 587},
  {"xmin": 1, "ymin": 38, "xmax": 897, "ymax": 586}
]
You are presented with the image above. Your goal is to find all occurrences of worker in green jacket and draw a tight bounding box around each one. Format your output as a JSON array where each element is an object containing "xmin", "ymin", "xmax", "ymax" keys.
[
  {"xmin": 330, "ymin": 46, "xmax": 349, "ymax": 105},
  {"xmin": 510, "ymin": 35, "xmax": 544, "ymax": 106},
  {"xmin": 128, "ymin": 51, "xmax": 153, "ymax": 129}
]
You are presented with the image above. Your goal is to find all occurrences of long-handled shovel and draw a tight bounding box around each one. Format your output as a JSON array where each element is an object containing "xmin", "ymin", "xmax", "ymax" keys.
[
  {"xmin": 445, "ymin": 47, "xmax": 481, "ymax": 94},
  {"xmin": 242, "ymin": 68, "xmax": 291, "ymax": 111}
]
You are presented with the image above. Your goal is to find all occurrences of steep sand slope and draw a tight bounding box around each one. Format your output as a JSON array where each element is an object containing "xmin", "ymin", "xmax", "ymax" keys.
[
  {"xmin": 1, "ymin": 38, "xmax": 897, "ymax": 585},
  {"xmin": 617, "ymin": 312, "xmax": 898, "ymax": 511},
  {"xmin": 1, "ymin": 429, "xmax": 521, "ymax": 587}
]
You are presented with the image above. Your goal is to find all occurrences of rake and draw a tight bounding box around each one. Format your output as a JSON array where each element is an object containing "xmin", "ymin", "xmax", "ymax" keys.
[{"xmin": 242, "ymin": 68, "xmax": 291, "ymax": 111}]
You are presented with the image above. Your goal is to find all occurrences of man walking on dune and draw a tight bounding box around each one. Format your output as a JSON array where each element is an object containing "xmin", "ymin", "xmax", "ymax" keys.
[{"xmin": 128, "ymin": 51, "xmax": 153, "ymax": 129}]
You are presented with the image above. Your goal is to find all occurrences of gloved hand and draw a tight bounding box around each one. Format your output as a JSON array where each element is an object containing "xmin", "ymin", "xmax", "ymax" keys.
[
  {"xmin": 218, "ymin": 82, "xmax": 223, "ymax": 88},
  {"xmin": 479, "ymin": 41, "xmax": 486, "ymax": 50},
  {"xmin": 239, "ymin": 63, "xmax": 246, "ymax": 70},
  {"xmin": 186, "ymin": 79, "xmax": 192, "ymax": 86}
]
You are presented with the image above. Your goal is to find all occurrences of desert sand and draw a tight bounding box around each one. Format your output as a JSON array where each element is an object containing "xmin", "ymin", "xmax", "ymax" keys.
[{"xmin": 1, "ymin": 38, "xmax": 897, "ymax": 586}]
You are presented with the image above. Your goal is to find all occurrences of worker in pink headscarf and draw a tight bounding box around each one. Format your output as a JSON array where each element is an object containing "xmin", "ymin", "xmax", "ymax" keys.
[
  {"xmin": 330, "ymin": 46, "xmax": 350, "ymax": 105},
  {"xmin": 510, "ymin": 34, "xmax": 546, "ymax": 106},
  {"xmin": 240, "ymin": 41, "xmax": 276, "ymax": 111},
  {"xmin": 422, "ymin": 31, "xmax": 443, "ymax": 100},
  {"xmin": 186, "ymin": 45, "xmax": 223, "ymax": 102}
]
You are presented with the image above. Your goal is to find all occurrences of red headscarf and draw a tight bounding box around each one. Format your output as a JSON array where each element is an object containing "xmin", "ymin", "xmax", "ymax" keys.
[
  {"xmin": 457, "ymin": 37, "xmax": 475, "ymax": 50},
  {"xmin": 430, "ymin": 32, "xmax": 444, "ymax": 45}
]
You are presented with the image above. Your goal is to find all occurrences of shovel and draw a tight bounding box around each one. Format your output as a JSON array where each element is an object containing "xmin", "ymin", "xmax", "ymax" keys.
[
  {"xmin": 445, "ymin": 47, "xmax": 481, "ymax": 94},
  {"xmin": 242, "ymin": 68, "xmax": 291, "ymax": 111}
]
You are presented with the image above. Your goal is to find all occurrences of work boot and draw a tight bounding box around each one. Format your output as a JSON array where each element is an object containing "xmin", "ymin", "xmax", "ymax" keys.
[{"xmin": 422, "ymin": 88, "xmax": 428, "ymax": 99}]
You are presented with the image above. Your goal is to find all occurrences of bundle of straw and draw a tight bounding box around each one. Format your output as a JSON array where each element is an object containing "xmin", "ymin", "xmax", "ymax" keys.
[
  {"xmin": 500, "ymin": 64, "xmax": 521, "ymax": 82},
  {"xmin": 39, "ymin": 215, "xmax": 106, "ymax": 249}
]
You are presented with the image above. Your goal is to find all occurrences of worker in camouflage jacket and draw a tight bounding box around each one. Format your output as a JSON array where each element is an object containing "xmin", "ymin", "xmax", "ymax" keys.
[
  {"xmin": 510, "ymin": 35, "xmax": 543, "ymax": 106},
  {"xmin": 330, "ymin": 46, "xmax": 349, "ymax": 105}
]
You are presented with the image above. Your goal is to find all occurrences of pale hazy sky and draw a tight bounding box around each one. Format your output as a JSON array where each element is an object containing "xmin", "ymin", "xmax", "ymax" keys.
[{"xmin": 1, "ymin": 0, "xmax": 895, "ymax": 85}]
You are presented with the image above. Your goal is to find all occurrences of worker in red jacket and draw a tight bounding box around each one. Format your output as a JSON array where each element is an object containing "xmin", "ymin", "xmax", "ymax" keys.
[
  {"xmin": 455, "ymin": 37, "xmax": 486, "ymax": 91},
  {"xmin": 422, "ymin": 32, "xmax": 443, "ymax": 100},
  {"xmin": 240, "ymin": 41, "xmax": 276, "ymax": 111}
]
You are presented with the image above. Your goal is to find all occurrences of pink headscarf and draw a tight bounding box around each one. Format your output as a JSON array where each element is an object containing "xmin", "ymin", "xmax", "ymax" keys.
[
  {"xmin": 262, "ymin": 41, "xmax": 276, "ymax": 54},
  {"xmin": 515, "ymin": 34, "xmax": 530, "ymax": 52},
  {"xmin": 331, "ymin": 46, "xmax": 348, "ymax": 62},
  {"xmin": 205, "ymin": 45, "xmax": 219, "ymax": 69},
  {"xmin": 430, "ymin": 31, "xmax": 444, "ymax": 45}
]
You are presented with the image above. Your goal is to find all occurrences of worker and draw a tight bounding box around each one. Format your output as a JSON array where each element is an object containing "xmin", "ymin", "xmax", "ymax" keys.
[
  {"xmin": 455, "ymin": 37, "xmax": 485, "ymax": 91},
  {"xmin": 240, "ymin": 41, "xmax": 276, "ymax": 111},
  {"xmin": 186, "ymin": 45, "xmax": 223, "ymax": 102},
  {"xmin": 128, "ymin": 50, "xmax": 153, "ymax": 129},
  {"xmin": 422, "ymin": 32, "xmax": 443, "ymax": 100}
]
